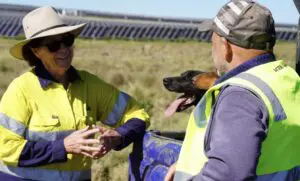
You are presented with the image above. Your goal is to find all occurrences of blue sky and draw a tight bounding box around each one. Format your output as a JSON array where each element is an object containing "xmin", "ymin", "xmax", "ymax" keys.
[{"xmin": 1, "ymin": 0, "xmax": 299, "ymax": 24}]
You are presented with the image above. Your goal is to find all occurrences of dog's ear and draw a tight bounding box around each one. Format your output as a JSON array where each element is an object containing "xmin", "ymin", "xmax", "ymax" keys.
[
  {"xmin": 193, "ymin": 72, "xmax": 219, "ymax": 90},
  {"xmin": 180, "ymin": 70, "xmax": 204, "ymax": 80}
]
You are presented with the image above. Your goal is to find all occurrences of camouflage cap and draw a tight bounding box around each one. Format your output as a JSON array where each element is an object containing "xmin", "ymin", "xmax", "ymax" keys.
[{"xmin": 199, "ymin": 0, "xmax": 276, "ymax": 51}]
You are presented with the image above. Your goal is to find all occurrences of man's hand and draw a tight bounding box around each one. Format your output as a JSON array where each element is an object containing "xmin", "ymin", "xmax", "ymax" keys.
[
  {"xmin": 92, "ymin": 126, "xmax": 121, "ymax": 159},
  {"xmin": 64, "ymin": 126, "xmax": 101, "ymax": 158},
  {"xmin": 164, "ymin": 163, "xmax": 176, "ymax": 181}
]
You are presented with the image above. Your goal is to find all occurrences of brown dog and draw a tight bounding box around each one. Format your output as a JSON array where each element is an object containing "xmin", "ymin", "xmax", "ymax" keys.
[{"xmin": 163, "ymin": 70, "xmax": 218, "ymax": 117}]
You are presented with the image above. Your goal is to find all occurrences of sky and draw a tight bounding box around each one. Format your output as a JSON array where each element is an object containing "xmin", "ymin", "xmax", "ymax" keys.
[{"xmin": 1, "ymin": 0, "xmax": 299, "ymax": 24}]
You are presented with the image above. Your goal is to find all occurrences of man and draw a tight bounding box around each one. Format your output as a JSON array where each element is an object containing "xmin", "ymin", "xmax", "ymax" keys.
[{"xmin": 165, "ymin": 0, "xmax": 300, "ymax": 180}]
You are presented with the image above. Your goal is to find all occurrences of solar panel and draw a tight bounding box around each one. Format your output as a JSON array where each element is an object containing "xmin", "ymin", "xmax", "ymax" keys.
[{"xmin": 0, "ymin": 12, "xmax": 297, "ymax": 42}]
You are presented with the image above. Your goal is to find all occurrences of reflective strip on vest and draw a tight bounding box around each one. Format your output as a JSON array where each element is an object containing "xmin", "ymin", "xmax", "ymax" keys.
[
  {"xmin": 236, "ymin": 73, "xmax": 287, "ymax": 121},
  {"xmin": 193, "ymin": 96, "xmax": 207, "ymax": 127},
  {"xmin": 0, "ymin": 161, "xmax": 90, "ymax": 181},
  {"xmin": 104, "ymin": 92, "xmax": 130, "ymax": 126},
  {"xmin": 256, "ymin": 166, "xmax": 300, "ymax": 181},
  {"xmin": 174, "ymin": 171, "xmax": 193, "ymax": 181},
  {"xmin": 0, "ymin": 113, "xmax": 74, "ymax": 141}
]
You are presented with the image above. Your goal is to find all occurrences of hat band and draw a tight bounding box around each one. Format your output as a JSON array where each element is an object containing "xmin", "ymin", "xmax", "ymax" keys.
[{"xmin": 30, "ymin": 24, "xmax": 67, "ymax": 38}]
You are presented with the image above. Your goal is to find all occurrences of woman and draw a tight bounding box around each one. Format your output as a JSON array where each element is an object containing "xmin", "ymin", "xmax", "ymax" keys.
[{"xmin": 0, "ymin": 6, "xmax": 149, "ymax": 181}]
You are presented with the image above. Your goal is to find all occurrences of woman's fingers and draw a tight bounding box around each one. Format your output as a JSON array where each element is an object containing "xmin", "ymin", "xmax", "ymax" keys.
[
  {"xmin": 80, "ymin": 145, "xmax": 101, "ymax": 152},
  {"xmin": 64, "ymin": 126, "xmax": 116, "ymax": 159},
  {"xmin": 81, "ymin": 151, "xmax": 94, "ymax": 158},
  {"xmin": 79, "ymin": 138, "xmax": 100, "ymax": 145},
  {"xmin": 64, "ymin": 128, "xmax": 99, "ymax": 154},
  {"xmin": 98, "ymin": 126, "xmax": 108, "ymax": 134},
  {"xmin": 81, "ymin": 128, "xmax": 100, "ymax": 138},
  {"xmin": 74, "ymin": 126, "xmax": 90, "ymax": 134},
  {"xmin": 92, "ymin": 144, "xmax": 109, "ymax": 157}
]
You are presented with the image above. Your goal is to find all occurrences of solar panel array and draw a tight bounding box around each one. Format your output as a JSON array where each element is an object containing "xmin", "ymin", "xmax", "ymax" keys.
[{"xmin": 0, "ymin": 4, "xmax": 298, "ymax": 42}]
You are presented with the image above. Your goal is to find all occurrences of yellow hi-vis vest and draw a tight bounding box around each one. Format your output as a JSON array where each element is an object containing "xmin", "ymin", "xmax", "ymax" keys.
[
  {"xmin": 174, "ymin": 60, "xmax": 300, "ymax": 180},
  {"xmin": 0, "ymin": 69, "xmax": 150, "ymax": 181}
]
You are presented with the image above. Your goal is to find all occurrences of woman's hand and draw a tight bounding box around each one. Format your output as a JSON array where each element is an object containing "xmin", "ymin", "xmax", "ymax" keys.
[
  {"xmin": 63, "ymin": 126, "xmax": 101, "ymax": 158},
  {"xmin": 92, "ymin": 126, "xmax": 121, "ymax": 159}
]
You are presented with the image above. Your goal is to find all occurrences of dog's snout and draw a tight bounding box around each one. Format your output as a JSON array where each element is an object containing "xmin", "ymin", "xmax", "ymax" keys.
[{"xmin": 163, "ymin": 78, "xmax": 172, "ymax": 87}]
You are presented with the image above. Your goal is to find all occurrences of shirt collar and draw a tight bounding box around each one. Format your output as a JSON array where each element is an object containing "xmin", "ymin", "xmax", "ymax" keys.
[
  {"xmin": 34, "ymin": 62, "xmax": 82, "ymax": 89},
  {"xmin": 214, "ymin": 53, "xmax": 276, "ymax": 84}
]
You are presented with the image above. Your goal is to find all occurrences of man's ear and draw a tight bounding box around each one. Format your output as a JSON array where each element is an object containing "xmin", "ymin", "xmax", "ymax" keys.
[{"xmin": 221, "ymin": 37, "xmax": 232, "ymax": 63}]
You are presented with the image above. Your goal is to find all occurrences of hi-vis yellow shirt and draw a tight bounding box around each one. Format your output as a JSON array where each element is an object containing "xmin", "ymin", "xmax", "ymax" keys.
[{"xmin": 0, "ymin": 68, "xmax": 150, "ymax": 181}]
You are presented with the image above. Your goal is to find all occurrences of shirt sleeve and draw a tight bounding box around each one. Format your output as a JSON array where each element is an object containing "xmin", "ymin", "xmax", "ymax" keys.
[
  {"xmin": 18, "ymin": 140, "xmax": 67, "ymax": 167},
  {"xmin": 192, "ymin": 86, "xmax": 269, "ymax": 181},
  {"xmin": 100, "ymin": 89, "xmax": 150, "ymax": 150},
  {"xmin": 98, "ymin": 87, "xmax": 150, "ymax": 128},
  {"xmin": 83, "ymin": 71, "xmax": 150, "ymax": 128},
  {"xmin": 114, "ymin": 118, "xmax": 146, "ymax": 150},
  {"xmin": 85, "ymin": 72, "xmax": 150, "ymax": 149},
  {"xmin": 0, "ymin": 79, "xmax": 67, "ymax": 167}
]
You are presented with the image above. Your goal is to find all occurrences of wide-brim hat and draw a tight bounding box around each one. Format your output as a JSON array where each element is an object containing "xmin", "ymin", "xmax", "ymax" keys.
[{"xmin": 10, "ymin": 6, "xmax": 86, "ymax": 60}]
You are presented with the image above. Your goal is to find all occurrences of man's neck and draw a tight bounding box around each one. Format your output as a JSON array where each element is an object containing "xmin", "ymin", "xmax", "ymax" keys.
[
  {"xmin": 229, "ymin": 46, "xmax": 271, "ymax": 71},
  {"xmin": 215, "ymin": 53, "xmax": 275, "ymax": 85}
]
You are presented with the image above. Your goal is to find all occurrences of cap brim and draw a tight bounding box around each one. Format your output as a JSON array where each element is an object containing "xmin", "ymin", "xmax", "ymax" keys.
[
  {"xmin": 10, "ymin": 23, "xmax": 86, "ymax": 60},
  {"xmin": 198, "ymin": 20, "xmax": 213, "ymax": 32}
]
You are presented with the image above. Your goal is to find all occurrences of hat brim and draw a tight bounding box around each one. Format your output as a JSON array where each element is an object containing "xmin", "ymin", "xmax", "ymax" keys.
[
  {"xmin": 198, "ymin": 20, "xmax": 213, "ymax": 32},
  {"xmin": 10, "ymin": 23, "xmax": 86, "ymax": 60}
]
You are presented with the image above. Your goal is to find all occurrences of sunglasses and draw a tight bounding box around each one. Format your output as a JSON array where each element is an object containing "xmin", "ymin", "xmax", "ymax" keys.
[{"xmin": 39, "ymin": 34, "xmax": 75, "ymax": 52}]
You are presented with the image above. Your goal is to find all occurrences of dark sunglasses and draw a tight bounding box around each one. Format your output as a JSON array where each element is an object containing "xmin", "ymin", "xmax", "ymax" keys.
[
  {"xmin": 41, "ymin": 34, "xmax": 75, "ymax": 52},
  {"xmin": 29, "ymin": 34, "xmax": 75, "ymax": 52}
]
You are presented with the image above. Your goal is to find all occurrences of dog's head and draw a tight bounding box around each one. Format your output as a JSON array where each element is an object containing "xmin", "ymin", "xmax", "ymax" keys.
[{"xmin": 163, "ymin": 70, "xmax": 218, "ymax": 117}]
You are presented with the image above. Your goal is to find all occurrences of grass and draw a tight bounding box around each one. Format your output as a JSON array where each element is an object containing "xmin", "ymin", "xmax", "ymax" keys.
[{"xmin": 0, "ymin": 38, "xmax": 296, "ymax": 180}]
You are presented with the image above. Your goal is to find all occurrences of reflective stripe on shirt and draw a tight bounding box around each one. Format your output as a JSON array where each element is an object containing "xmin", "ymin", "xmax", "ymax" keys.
[
  {"xmin": 104, "ymin": 92, "xmax": 130, "ymax": 126},
  {"xmin": 0, "ymin": 113, "xmax": 26, "ymax": 136},
  {"xmin": 25, "ymin": 130, "xmax": 74, "ymax": 141},
  {"xmin": 0, "ymin": 113, "xmax": 74, "ymax": 141},
  {"xmin": 0, "ymin": 161, "xmax": 90, "ymax": 181}
]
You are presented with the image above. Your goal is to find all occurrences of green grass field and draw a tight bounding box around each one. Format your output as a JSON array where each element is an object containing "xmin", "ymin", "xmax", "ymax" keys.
[{"xmin": 0, "ymin": 38, "xmax": 296, "ymax": 180}]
